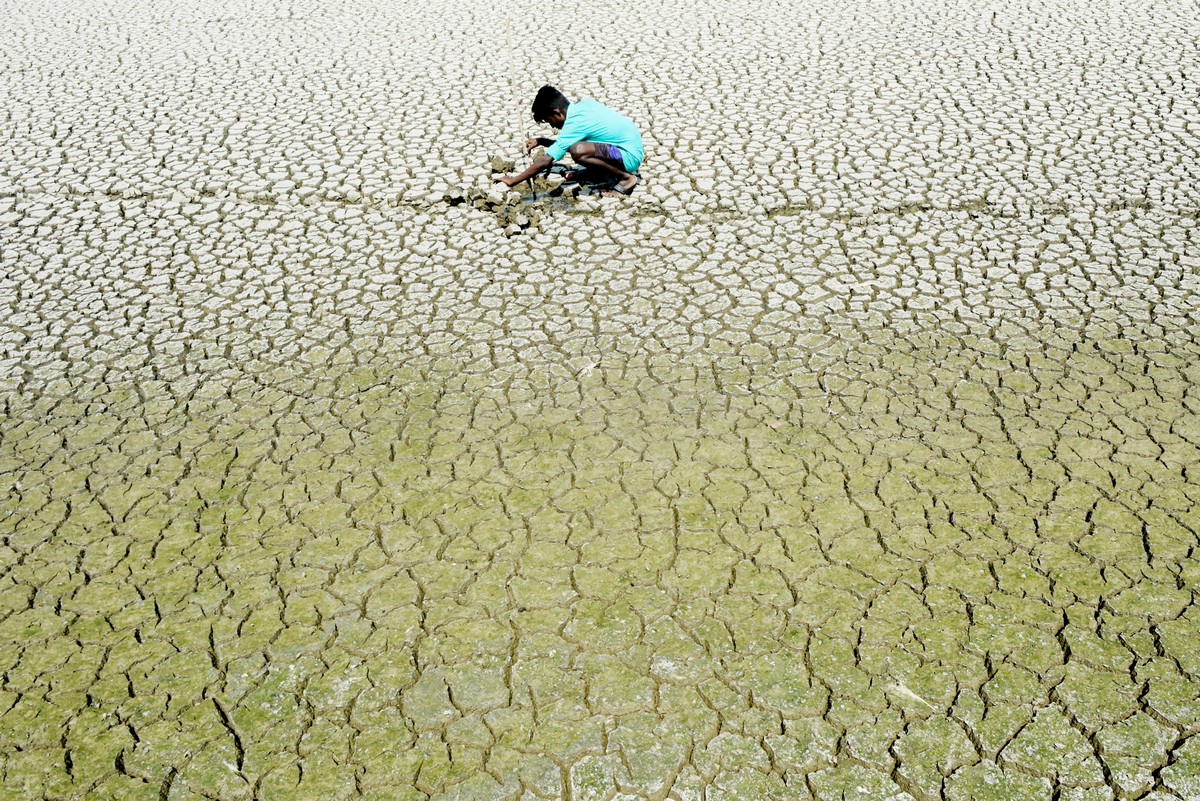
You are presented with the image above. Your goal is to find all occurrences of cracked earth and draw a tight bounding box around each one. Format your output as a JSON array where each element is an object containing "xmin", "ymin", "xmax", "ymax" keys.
[{"xmin": 2, "ymin": 0, "xmax": 1200, "ymax": 799}]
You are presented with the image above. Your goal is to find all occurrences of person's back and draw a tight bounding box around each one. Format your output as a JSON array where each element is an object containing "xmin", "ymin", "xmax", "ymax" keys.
[{"xmin": 546, "ymin": 98, "xmax": 643, "ymax": 175}]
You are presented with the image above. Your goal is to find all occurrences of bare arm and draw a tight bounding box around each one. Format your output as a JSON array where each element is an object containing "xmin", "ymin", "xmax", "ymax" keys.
[
  {"xmin": 520, "ymin": 137, "xmax": 555, "ymax": 153},
  {"xmin": 493, "ymin": 153, "xmax": 553, "ymax": 186}
]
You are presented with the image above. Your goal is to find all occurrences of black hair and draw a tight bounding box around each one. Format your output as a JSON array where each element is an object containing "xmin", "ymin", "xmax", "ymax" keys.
[{"xmin": 531, "ymin": 85, "xmax": 569, "ymax": 124}]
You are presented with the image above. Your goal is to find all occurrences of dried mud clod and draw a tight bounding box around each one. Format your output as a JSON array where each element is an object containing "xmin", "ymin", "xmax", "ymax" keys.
[
  {"xmin": 489, "ymin": 155, "xmax": 516, "ymax": 173},
  {"xmin": 438, "ymin": 154, "xmax": 562, "ymax": 235},
  {"xmin": 441, "ymin": 185, "xmax": 541, "ymax": 235},
  {"xmin": 496, "ymin": 204, "xmax": 540, "ymax": 236},
  {"xmin": 443, "ymin": 186, "xmax": 505, "ymax": 210}
]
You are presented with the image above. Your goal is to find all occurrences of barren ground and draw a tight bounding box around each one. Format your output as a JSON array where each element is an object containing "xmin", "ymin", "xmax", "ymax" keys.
[{"xmin": 2, "ymin": 1, "xmax": 1200, "ymax": 799}]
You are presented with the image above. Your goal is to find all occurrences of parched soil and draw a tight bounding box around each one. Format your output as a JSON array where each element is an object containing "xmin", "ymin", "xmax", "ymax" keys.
[{"xmin": 2, "ymin": 1, "xmax": 1199, "ymax": 799}]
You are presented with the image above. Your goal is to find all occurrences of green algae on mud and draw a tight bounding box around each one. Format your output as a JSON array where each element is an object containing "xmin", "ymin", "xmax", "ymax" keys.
[{"xmin": 1, "ymin": 321, "xmax": 1198, "ymax": 799}]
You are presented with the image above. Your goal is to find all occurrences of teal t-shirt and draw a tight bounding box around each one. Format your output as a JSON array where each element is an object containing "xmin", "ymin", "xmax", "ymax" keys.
[{"xmin": 545, "ymin": 99, "xmax": 644, "ymax": 172}]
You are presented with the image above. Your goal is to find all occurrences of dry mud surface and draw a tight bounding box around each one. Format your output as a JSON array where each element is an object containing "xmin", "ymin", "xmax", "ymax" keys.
[{"xmin": 2, "ymin": 0, "xmax": 1200, "ymax": 799}]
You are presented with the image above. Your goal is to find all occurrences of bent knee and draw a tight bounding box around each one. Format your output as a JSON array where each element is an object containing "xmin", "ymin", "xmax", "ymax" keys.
[{"xmin": 567, "ymin": 142, "xmax": 593, "ymax": 160}]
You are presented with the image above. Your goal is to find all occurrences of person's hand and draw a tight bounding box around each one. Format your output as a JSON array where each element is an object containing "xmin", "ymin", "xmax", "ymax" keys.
[
  {"xmin": 523, "ymin": 138, "xmax": 539, "ymax": 154},
  {"xmin": 491, "ymin": 173, "xmax": 516, "ymax": 186}
]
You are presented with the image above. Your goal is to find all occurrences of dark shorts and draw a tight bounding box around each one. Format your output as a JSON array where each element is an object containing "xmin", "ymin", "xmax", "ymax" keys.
[{"xmin": 592, "ymin": 143, "xmax": 627, "ymax": 169}]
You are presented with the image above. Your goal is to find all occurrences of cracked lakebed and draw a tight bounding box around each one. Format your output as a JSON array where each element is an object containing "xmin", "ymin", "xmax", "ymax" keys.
[
  {"xmin": 443, "ymin": 156, "xmax": 627, "ymax": 237},
  {"xmin": 3, "ymin": 0, "xmax": 1200, "ymax": 799}
]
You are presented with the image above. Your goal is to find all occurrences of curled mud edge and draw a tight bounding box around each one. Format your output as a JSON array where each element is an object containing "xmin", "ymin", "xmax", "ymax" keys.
[
  {"xmin": 444, "ymin": 185, "xmax": 543, "ymax": 237},
  {"xmin": 442, "ymin": 154, "xmax": 616, "ymax": 236}
]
